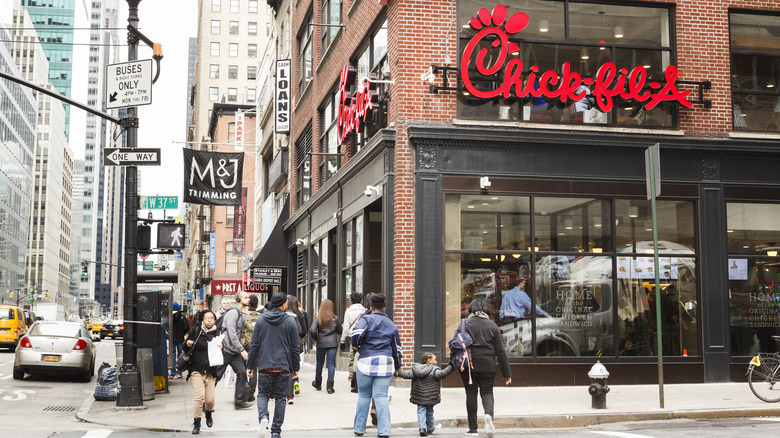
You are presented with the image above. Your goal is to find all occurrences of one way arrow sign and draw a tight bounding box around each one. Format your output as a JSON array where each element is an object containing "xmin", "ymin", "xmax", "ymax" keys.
[{"xmin": 103, "ymin": 148, "xmax": 161, "ymax": 166}]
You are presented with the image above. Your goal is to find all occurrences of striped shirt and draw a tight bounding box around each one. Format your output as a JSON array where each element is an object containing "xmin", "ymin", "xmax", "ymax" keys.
[{"xmin": 357, "ymin": 355, "xmax": 396, "ymax": 377}]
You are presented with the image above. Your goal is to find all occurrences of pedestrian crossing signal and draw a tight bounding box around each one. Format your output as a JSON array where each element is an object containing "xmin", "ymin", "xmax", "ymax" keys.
[{"xmin": 157, "ymin": 223, "xmax": 186, "ymax": 249}]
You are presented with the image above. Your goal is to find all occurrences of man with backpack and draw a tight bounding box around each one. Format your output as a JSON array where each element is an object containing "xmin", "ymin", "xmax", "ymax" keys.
[
  {"xmin": 219, "ymin": 291, "xmax": 252, "ymax": 409},
  {"xmin": 241, "ymin": 294, "xmax": 263, "ymax": 402}
]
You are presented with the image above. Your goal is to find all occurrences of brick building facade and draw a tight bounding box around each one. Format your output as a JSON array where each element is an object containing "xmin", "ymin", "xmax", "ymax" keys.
[{"xmin": 281, "ymin": 0, "xmax": 780, "ymax": 385}]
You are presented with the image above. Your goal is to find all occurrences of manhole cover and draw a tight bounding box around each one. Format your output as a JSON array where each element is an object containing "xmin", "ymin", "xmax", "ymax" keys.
[{"xmin": 41, "ymin": 406, "xmax": 76, "ymax": 412}]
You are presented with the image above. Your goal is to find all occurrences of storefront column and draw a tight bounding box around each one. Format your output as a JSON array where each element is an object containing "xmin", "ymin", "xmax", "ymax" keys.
[
  {"xmin": 699, "ymin": 183, "xmax": 730, "ymax": 382},
  {"xmin": 415, "ymin": 172, "xmax": 443, "ymax": 361}
]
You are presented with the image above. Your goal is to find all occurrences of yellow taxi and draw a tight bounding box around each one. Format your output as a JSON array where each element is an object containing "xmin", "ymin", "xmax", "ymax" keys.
[
  {"xmin": 0, "ymin": 305, "xmax": 28, "ymax": 350},
  {"xmin": 87, "ymin": 318, "xmax": 105, "ymax": 335}
]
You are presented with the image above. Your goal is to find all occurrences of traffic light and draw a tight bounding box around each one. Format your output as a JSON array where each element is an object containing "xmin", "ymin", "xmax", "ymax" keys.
[
  {"xmin": 45, "ymin": 292, "xmax": 49, "ymax": 299},
  {"xmin": 81, "ymin": 262, "xmax": 89, "ymax": 277},
  {"xmin": 8, "ymin": 291, "xmax": 12, "ymax": 298}
]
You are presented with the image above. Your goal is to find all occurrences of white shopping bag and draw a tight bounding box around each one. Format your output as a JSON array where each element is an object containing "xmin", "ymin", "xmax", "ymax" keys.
[
  {"xmin": 223, "ymin": 366, "xmax": 236, "ymax": 389},
  {"xmin": 208, "ymin": 335, "xmax": 224, "ymax": 367}
]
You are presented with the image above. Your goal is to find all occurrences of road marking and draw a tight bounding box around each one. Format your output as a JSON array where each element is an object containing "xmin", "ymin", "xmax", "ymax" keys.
[
  {"xmin": 589, "ymin": 432, "xmax": 655, "ymax": 438},
  {"xmin": 747, "ymin": 417, "xmax": 780, "ymax": 422},
  {"xmin": 82, "ymin": 430, "xmax": 113, "ymax": 438},
  {"xmin": 0, "ymin": 374, "xmax": 12, "ymax": 380}
]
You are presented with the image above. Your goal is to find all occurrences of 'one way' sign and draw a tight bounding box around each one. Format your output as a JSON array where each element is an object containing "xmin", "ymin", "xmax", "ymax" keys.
[{"xmin": 103, "ymin": 148, "xmax": 161, "ymax": 166}]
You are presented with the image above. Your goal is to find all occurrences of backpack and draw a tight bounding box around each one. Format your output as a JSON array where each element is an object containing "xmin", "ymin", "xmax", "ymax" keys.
[
  {"xmin": 448, "ymin": 320, "xmax": 474, "ymax": 384},
  {"xmin": 240, "ymin": 310, "xmax": 261, "ymax": 350},
  {"xmin": 215, "ymin": 306, "xmax": 239, "ymax": 334}
]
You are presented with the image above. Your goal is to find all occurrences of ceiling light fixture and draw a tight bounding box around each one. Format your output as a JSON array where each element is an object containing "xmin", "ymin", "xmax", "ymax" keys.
[
  {"xmin": 614, "ymin": 26, "xmax": 624, "ymax": 38},
  {"xmin": 539, "ymin": 20, "xmax": 549, "ymax": 32}
]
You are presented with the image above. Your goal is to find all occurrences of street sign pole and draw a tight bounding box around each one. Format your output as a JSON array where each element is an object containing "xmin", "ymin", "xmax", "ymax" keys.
[
  {"xmin": 117, "ymin": 0, "xmax": 142, "ymax": 407},
  {"xmin": 647, "ymin": 143, "xmax": 664, "ymax": 409}
]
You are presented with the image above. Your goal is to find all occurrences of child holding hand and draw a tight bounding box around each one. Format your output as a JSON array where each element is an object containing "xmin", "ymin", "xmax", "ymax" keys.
[{"xmin": 396, "ymin": 352, "xmax": 454, "ymax": 437}]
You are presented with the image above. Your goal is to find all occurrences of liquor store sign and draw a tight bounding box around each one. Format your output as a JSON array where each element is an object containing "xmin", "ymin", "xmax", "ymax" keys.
[{"xmin": 461, "ymin": 5, "xmax": 693, "ymax": 111}]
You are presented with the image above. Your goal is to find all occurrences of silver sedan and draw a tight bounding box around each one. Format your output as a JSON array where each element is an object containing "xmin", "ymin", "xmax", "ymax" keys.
[{"xmin": 13, "ymin": 320, "xmax": 97, "ymax": 382}]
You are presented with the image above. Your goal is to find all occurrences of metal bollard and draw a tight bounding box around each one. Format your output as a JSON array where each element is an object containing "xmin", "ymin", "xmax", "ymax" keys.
[{"xmin": 587, "ymin": 360, "xmax": 610, "ymax": 409}]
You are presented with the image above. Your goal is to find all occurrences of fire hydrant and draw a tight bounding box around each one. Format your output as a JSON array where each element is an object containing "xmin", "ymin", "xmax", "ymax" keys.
[{"xmin": 587, "ymin": 361, "xmax": 610, "ymax": 409}]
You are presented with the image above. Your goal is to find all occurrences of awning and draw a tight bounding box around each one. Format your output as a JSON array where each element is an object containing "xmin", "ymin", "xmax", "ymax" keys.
[{"xmin": 250, "ymin": 198, "xmax": 289, "ymax": 269}]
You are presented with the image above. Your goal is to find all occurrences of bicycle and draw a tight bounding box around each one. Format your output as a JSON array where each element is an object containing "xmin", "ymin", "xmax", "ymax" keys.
[{"xmin": 748, "ymin": 336, "xmax": 780, "ymax": 403}]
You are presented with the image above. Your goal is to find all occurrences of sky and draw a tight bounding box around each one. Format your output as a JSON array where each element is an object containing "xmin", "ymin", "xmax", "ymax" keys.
[{"xmin": 70, "ymin": 1, "xmax": 197, "ymax": 215}]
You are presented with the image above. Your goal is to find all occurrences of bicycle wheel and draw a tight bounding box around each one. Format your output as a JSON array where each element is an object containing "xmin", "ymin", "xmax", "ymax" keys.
[{"xmin": 748, "ymin": 355, "xmax": 780, "ymax": 403}]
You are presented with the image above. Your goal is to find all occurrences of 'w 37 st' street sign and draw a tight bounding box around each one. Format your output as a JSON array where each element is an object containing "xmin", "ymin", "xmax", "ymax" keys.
[{"xmin": 103, "ymin": 148, "xmax": 161, "ymax": 166}]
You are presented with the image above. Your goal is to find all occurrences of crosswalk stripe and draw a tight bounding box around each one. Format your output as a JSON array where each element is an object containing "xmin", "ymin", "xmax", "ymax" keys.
[
  {"xmin": 746, "ymin": 417, "xmax": 780, "ymax": 422},
  {"xmin": 82, "ymin": 429, "xmax": 113, "ymax": 438},
  {"xmin": 0, "ymin": 374, "xmax": 12, "ymax": 380},
  {"xmin": 589, "ymin": 432, "xmax": 655, "ymax": 438}
]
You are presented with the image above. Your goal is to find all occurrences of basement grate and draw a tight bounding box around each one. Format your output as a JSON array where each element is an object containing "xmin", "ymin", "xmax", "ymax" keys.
[{"xmin": 41, "ymin": 405, "xmax": 76, "ymax": 412}]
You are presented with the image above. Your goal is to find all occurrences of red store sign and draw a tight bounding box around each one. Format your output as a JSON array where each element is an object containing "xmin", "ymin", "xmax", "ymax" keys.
[
  {"xmin": 337, "ymin": 65, "xmax": 378, "ymax": 144},
  {"xmin": 210, "ymin": 279, "xmax": 268, "ymax": 295},
  {"xmin": 461, "ymin": 5, "xmax": 692, "ymax": 111}
]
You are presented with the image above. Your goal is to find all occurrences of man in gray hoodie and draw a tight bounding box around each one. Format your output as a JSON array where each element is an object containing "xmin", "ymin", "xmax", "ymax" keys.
[
  {"xmin": 247, "ymin": 292, "xmax": 301, "ymax": 438},
  {"xmin": 221, "ymin": 291, "xmax": 252, "ymax": 409}
]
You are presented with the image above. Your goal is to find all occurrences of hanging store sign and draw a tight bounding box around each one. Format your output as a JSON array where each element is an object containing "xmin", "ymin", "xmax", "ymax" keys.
[
  {"xmin": 461, "ymin": 5, "xmax": 693, "ymax": 111},
  {"xmin": 276, "ymin": 59, "xmax": 291, "ymax": 134},
  {"xmin": 183, "ymin": 149, "xmax": 243, "ymax": 206},
  {"xmin": 337, "ymin": 64, "xmax": 378, "ymax": 144},
  {"xmin": 233, "ymin": 187, "xmax": 247, "ymax": 256},
  {"xmin": 209, "ymin": 232, "xmax": 216, "ymax": 270},
  {"xmin": 234, "ymin": 112, "xmax": 244, "ymax": 150}
]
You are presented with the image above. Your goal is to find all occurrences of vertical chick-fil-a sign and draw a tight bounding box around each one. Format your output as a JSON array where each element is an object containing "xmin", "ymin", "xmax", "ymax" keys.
[
  {"xmin": 461, "ymin": 5, "xmax": 692, "ymax": 111},
  {"xmin": 337, "ymin": 65, "xmax": 377, "ymax": 144}
]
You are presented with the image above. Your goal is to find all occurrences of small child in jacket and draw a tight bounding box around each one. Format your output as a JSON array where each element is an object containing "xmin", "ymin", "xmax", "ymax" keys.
[{"xmin": 396, "ymin": 352, "xmax": 454, "ymax": 437}]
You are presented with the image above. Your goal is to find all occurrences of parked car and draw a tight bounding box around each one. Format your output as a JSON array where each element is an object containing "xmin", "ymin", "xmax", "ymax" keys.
[
  {"xmin": 100, "ymin": 319, "xmax": 124, "ymax": 339},
  {"xmin": 13, "ymin": 320, "xmax": 96, "ymax": 382},
  {"xmin": 0, "ymin": 305, "xmax": 28, "ymax": 350}
]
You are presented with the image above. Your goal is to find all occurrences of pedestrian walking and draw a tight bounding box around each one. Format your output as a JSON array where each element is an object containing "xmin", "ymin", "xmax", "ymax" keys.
[
  {"xmin": 183, "ymin": 310, "xmax": 221, "ymax": 434},
  {"xmin": 396, "ymin": 352, "xmax": 454, "ymax": 437},
  {"xmin": 342, "ymin": 292, "xmax": 366, "ymax": 394},
  {"xmin": 452, "ymin": 299, "xmax": 511, "ymax": 438},
  {"xmin": 215, "ymin": 297, "xmax": 232, "ymax": 318},
  {"xmin": 221, "ymin": 291, "xmax": 253, "ymax": 409},
  {"xmin": 170, "ymin": 301, "xmax": 188, "ymax": 379},
  {"xmin": 351, "ymin": 293, "xmax": 402, "ymax": 438},
  {"xmin": 247, "ymin": 292, "xmax": 301, "ymax": 438},
  {"xmin": 241, "ymin": 294, "xmax": 263, "ymax": 403},
  {"xmin": 310, "ymin": 299, "xmax": 343, "ymax": 394},
  {"xmin": 285, "ymin": 295, "xmax": 306, "ymax": 402}
]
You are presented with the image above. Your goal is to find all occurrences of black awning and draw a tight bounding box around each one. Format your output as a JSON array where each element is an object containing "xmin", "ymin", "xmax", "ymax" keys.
[{"xmin": 250, "ymin": 198, "xmax": 289, "ymax": 268}]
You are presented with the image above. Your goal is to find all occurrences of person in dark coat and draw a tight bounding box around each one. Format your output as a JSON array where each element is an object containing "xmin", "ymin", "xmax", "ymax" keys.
[
  {"xmin": 452, "ymin": 299, "xmax": 511, "ymax": 438},
  {"xmin": 183, "ymin": 310, "xmax": 221, "ymax": 434},
  {"xmin": 396, "ymin": 352, "xmax": 454, "ymax": 436},
  {"xmin": 170, "ymin": 302, "xmax": 188, "ymax": 379},
  {"xmin": 309, "ymin": 299, "xmax": 343, "ymax": 393}
]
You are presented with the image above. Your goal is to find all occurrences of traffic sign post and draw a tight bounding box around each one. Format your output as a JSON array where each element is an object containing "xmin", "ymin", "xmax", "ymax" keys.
[
  {"xmin": 103, "ymin": 148, "xmax": 161, "ymax": 166},
  {"xmin": 106, "ymin": 59, "xmax": 153, "ymax": 109},
  {"xmin": 140, "ymin": 196, "xmax": 178, "ymax": 209}
]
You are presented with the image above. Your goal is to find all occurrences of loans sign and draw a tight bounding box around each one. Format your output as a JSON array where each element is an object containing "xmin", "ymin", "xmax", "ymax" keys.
[
  {"xmin": 461, "ymin": 5, "xmax": 692, "ymax": 111},
  {"xmin": 276, "ymin": 59, "xmax": 291, "ymax": 133}
]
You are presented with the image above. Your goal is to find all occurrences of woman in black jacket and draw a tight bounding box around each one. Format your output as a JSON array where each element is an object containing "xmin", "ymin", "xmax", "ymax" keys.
[
  {"xmin": 183, "ymin": 310, "xmax": 221, "ymax": 434},
  {"xmin": 310, "ymin": 299, "xmax": 343, "ymax": 393},
  {"xmin": 452, "ymin": 299, "xmax": 511, "ymax": 437}
]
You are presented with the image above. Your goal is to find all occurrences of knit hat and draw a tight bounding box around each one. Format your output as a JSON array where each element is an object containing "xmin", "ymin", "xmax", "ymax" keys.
[
  {"xmin": 172, "ymin": 301, "xmax": 181, "ymax": 311},
  {"xmin": 269, "ymin": 292, "xmax": 288, "ymax": 308}
]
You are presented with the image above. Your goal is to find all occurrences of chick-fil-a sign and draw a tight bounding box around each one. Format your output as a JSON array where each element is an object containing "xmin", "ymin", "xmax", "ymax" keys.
[
  {"xmin": 461, "ymin": 5, "xmax": 692, "ymax": 111},
  {"xmin": 337, "ymin": 64, "xmax": 377, "ymax": 144}
]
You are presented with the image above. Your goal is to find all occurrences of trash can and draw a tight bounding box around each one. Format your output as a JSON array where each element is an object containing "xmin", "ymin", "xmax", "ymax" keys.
[{"xmin": 115, "ymin": 343, "xmax": 155, "ymax": 401}]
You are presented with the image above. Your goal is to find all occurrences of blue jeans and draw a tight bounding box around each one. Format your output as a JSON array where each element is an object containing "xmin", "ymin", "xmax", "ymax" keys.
[
  {"xmin": 170, "ymin": 342, "xmax": 183, "ymax": 376},
  {"xmin": 354, "ymin": 370, "xmax": 392, "ymax": 436},
  {"xmin": 256, "ymin": 370, "xmax": 290, "ymax": 434},
  {"xmin": 315, "ymin": 346, "xmax": 337, "ymax": 381},
  {"xmin": 417, "ymin": 405, "xmax": 434, "ymax": 431}
]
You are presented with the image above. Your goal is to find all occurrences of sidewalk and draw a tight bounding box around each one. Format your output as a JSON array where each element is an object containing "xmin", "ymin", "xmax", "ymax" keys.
[{"xmin": 78, "ymin": 359, "xmax": 780, "ymax": 433}]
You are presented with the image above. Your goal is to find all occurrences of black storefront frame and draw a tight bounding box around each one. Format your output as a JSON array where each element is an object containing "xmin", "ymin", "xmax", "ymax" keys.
[{"xmin": 410, "ymin": 123, "xmax": 780, "ymax": 385}]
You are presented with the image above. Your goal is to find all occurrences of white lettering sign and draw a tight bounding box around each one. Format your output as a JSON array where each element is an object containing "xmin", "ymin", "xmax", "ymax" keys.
[{"xmin": 276, "ymin": 59, "xmax": 291, "ymax": 134}]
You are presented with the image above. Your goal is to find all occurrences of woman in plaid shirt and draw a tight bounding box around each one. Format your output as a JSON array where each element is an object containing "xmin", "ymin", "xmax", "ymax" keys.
[{"xmin": 350, "ymin": 294, "xmax": 402, "ymax": 438}]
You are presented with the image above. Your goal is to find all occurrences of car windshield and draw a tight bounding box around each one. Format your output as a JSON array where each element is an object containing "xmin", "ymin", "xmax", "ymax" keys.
[
  {"xmin": 0, "ymin": 309, "xmax": 13, "ymax": 320},
  {"xmin": 29, "ymin": 324, "xmax": 81, "ymax": 338}
]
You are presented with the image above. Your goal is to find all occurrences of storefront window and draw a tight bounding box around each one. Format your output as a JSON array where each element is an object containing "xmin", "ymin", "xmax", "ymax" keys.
[
  {"xmin": 445, "ymin": 193, "xmax": 699, "ymax": 358},
  {"xmin": 730, "ymin": 12, "xmax": 780, "ymax": 132},
  {"xmin": 457, "ymin": 0, "xmax": 674, "ymax": 128},
  {"xmin": 727, "ymin": 203, "xmax": 780, "ymax": 355},
  {"xmin": 343, "ymin": 215, "xmax": 363, "ymax": 296}
]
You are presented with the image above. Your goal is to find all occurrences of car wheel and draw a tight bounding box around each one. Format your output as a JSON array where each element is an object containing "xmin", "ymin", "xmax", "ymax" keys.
[
  {"xmin": 90, "ymin": 359, "xmax": 95, "ymax": 376},
  {"xmin": 79, "ymin": 367, "xmax": 92, "ymax": 383},
  {"xmin": 100, "ymin": 334, "xmax": 105, "ymax": 339},
  {"xmin": 12, "ymin": 367, "xmax": 24, "ymax": 380}
]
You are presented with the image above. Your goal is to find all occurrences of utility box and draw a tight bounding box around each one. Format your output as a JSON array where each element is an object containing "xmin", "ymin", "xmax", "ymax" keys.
[{"xmin": 116, "ymin": 343, "xmax": 155, "ymax": 401}]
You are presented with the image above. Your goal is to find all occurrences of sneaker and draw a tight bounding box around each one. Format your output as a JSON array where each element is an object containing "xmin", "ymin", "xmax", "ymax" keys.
[
  {"xmin": 464, "ymin": 431, "xmax": 478, "ymax": 437},
  {"xmin": 287, "ymin": 398, "xmax": 294, "ymax": 405},
  {"xmin": 484, "ymin": 414, "xmax": 495, "ymax": 438},
  {"xmin": 258, "ymin": 417, "xmax": 269, "ymax": 438},
  {"xmin": 235, "ymin": 401, "xmax": 253, "ymax": 410},
  {"xmin": 427, "ymin": 429, "xmax": 436, "ymax": 435},
  {"xmin": 270, "ymin": 433, "xmax": 281, "ymax": 438},
  {"xmin": 294, "ymin": 382, "xmax": 301, "ymax": 394},
  {"xmin": 419, "ymin": 428, "xmax": 428, "ymax": 436}
]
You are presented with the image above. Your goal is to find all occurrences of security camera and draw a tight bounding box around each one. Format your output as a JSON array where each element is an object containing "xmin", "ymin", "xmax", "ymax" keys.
[
  {"xmin": 365, "ymin": 187, "xmax": 373, "ymax": 197},
  {"xmin": 365, "ymin": 185, "xmax": 381, "ymax": 197}
]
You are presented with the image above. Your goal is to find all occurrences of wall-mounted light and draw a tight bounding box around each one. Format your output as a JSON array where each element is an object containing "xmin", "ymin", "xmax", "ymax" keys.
[
  {"xmin": 420, "ymin": 66, "xmax": 436, "ymax": 84},
  {"xmin": 295, "ymin": 238, "xmax": 307, "ymax": 246},
  {"xmin": 767, "ymin": 242, "xmax": 777, "ymax": 257},
  {"xmin": 539, "ymin": 20, "xmax": 549, "ymax": 32},
  {"xmin": 593, "ymin": 217, "xmax": 602, "ymax": 228},
  {"xmin": 614, "ymin": 26, "xmax": 624, "ymax": 38},
  {"xmin": 564, "ymin": 216, "xmax": 574, "ymax": 230},
  {"xmin": 480, "ymin": 176, "xmax": 492, "ymax": 189},
  {"xmin": 629, "ymin": 206, "xmax": 639, "ymax": 218},
  {"xmin": 580, "ymin": 47, "xmax": 590, "ymax": 60}
]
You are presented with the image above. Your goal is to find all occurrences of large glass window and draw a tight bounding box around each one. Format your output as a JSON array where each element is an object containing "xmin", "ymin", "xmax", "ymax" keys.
[
  {"xmin": 319, "ymin": 90, "xmax": 339, "ymax": 186},
  {"xmin": 298, "ymin": 12, "xmax": 313, "ymax": 92},
  {"xmin": 211, "ymin": 20, "xmax": 220, "ymax": 34},
  {"xmin": 210, "ymin": 64, "xmax": 219, "ymax": 79},
  {"xmin": 457, "ymin": 0, "xmax": 674, "ymax": 128},
  {"xmin": 229, "ymin": 43, "xmax": 238, "ymax": 57},
  {"xmin": 445, "ymin": 194, "xmax": 698, "ymax": 359},
  {"xmin": 210, "ymin": 42, "xmax": 219, "ymax": 56},
  {"xmin": 296, "ymin": 127, "xmax": 312, "ymax": 207},
  {"xmin": 730, "ymin": 12, "xmax": 780, "ymax": 132},
  {"xmin": 727, "ymin": 203, "xmax": 780, "ymax": 356},
  {"xmin": 321, "ymin": 0, "xmax": 341, "ymax": 50}
]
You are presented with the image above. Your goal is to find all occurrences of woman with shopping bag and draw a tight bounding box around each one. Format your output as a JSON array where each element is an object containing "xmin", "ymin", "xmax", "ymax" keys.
[{"xmin": 183, "ymin": 310, "xmax": 222, "ymax": 434}]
